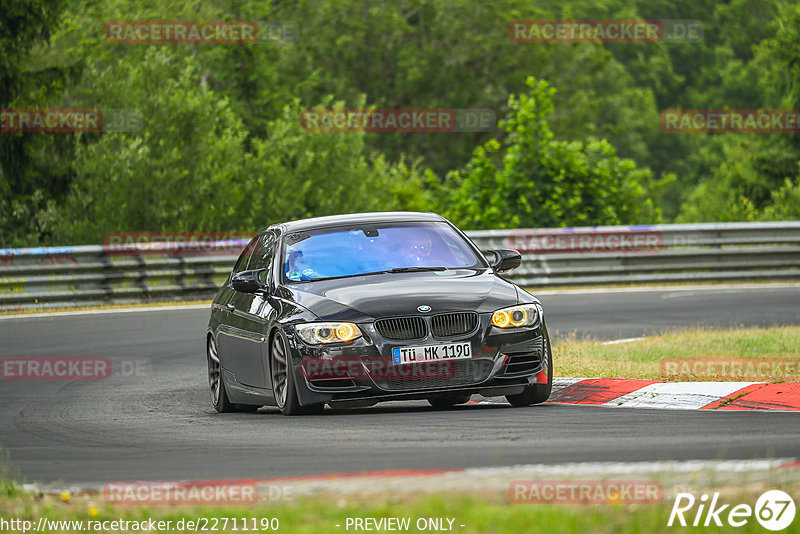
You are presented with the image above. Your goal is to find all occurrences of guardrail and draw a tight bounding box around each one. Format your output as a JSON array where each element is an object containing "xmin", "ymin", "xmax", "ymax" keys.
[
  {"xmin": 1, "ymin": 222, "xmax": 798, "ymax": 311},
  {"xmin": 467, "ymin": 221, "xmax": 800, "ymax": 286}
]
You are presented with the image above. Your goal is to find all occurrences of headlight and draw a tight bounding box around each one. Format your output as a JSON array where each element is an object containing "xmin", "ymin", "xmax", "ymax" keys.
[
  {"xmin": 296, "ymin": 322, "xmax": 362, "ymax": 344},
  {"xmin": 491, "ymin": 304, "xmax": 539, "ymax": 329}
]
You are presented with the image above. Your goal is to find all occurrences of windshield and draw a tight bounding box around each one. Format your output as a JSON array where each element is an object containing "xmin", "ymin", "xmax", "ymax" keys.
[{"xmin": 283, "ymin": 222, "xmax": 485, "ymax": 282}]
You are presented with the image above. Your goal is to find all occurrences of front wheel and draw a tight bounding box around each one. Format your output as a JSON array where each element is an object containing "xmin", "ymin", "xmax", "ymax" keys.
[
  {"xmin": 271, "ymin": 330, "xmax": 324, "ymax": 416},
  {"xmin": 506, "ymin": 339, "xmax": 553, "ymax": 407}
]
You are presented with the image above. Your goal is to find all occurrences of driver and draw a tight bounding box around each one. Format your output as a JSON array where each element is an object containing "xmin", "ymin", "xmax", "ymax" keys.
[{"xmin": 403, "ymin": 233, "xmax": 434, "ymax": 266}]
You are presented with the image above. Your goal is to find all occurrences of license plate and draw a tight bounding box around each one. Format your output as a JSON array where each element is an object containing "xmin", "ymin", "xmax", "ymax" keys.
[{"xmin": 392, "ymin": 342, "xmax": 472, "ymax": 365}]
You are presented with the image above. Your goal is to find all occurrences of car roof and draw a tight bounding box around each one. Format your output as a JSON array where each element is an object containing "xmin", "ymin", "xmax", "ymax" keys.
[{"xmin": 268, "ymin": 211, "xmax": 447, "ymax": 233}]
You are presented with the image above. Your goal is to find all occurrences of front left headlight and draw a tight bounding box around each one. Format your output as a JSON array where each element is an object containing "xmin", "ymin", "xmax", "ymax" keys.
[
  {"xmin": 491, "ymin": 304, "xmax": 540, "ymax": 329},
  {"xmin": 296, "ymin": 322, "xmax": 362, "ymax": 344}
]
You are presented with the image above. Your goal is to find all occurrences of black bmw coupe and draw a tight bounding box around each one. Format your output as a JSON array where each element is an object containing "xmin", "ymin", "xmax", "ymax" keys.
[{"xmin": 206, "ymin": 211, "xmax": 552, "ymax": 415}]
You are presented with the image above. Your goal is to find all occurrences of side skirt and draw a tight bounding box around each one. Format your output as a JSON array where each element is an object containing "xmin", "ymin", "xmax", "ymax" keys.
[{"xmin": 221, "ymin": 368, "xmax": 276, "ymax": 406}]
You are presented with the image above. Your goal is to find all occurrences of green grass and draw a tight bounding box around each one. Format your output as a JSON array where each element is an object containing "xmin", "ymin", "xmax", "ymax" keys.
[
  {"xmin": 0, "ymin": 450, "xmax": 22, "ymax": 499},
  {"xmin": 2, "ymin": 490, "xmax": 795, "ymax": 534},
  {"xmin": 554, "ymin": 325, "xmax": 800, "ymax": 381},
  {"xmin": 0, "ymin": 480, "xmax": 22, "ymax": 499}
]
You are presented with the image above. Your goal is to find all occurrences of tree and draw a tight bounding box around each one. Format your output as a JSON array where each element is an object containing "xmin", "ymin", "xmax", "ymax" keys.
[
  {"xmin": 0, "ymin": 0, "xmax": 71, "ymax": 246},
  {"xmin": 677, "ymin": 1, "xmax": 800, "ymax": 222},
  {"xmin": 443, "ymin": 78, "xmax": 658, "ymax": 229},
  {"xmin": 48, "ymin": 51, "xmax": 432, "ymax": 242}
]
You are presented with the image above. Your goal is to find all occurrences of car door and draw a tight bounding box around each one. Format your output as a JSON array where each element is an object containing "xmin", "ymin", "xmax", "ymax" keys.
[
  {"xmin": 220, "ymin": 232, "xmax": 278, "ymax": 389},
  {"xmin": 213, "ymin": 236, "xmax": 257, "ymax": 328}
]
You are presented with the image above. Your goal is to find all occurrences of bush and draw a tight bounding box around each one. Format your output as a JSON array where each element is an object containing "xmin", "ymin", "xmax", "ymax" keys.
[{"xmin": 443, "ymin": 78, "xmax": 658, "ymax": 229}]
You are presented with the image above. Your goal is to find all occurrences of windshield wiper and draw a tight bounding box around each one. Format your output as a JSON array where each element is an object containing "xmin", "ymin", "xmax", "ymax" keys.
[
  {"xmin": 288, "ymin": 266, "xmax": 451, "ymax": 283},
  {"xmin": 290, "ymin": 270, "xmax": 390, "ymax": 283},
  {"xmin": 388, "ymin": 266, "xmax": 449, "ymax": 273}
]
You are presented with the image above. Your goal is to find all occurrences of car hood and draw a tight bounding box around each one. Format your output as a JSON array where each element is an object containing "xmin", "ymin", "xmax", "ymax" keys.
[{"xmin": 283, "ymin": 269, "xmax": 518, "ymax": 322}]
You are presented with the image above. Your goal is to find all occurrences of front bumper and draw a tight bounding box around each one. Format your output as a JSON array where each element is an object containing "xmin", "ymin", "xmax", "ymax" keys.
[{"xmin": 285, "ymin": 312, "xmax": 550, "ymax": 406}]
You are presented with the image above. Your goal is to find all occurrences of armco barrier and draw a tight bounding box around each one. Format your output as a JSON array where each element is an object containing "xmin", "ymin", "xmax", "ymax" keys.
[
  {"xmin": 1, "ymin": 222, "xmax": 799, "ymax": 311},
  {"xmin": 466, "ymin": 221, "xmax": 800, "ymax": 286},
  {"xmin": 0, "ymin": 243, "xmax": 243, "ymax": 312}
]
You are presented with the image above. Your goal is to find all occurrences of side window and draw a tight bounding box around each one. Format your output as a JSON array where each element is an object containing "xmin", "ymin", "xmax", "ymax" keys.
[
  {"xmin": 249, "ymin": 232, "xmax": 277, "ymax": 272},
  {"xmin": 232, "ymin": 236, "xmax": 258, "ymax": 274}
]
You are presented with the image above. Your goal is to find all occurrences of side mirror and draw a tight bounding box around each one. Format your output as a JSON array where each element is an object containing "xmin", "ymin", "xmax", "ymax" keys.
[
  {"xmin": 487, "ymin": 249, "xmax": 522, "ymax": 272},
  {"xmin": 231, "ymin": 269, "xmax": 267, "ymax": 294}
]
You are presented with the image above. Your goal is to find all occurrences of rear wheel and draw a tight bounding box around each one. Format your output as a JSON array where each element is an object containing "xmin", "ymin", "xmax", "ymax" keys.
[
  {"xmin": 506, "ymin": 339, "xmax": 553, "ymax": 407},
  {"xmin": 208, "ymin": 335, "xmax": 235, "ymax": 413},
  {"xmin": 428, "ymin": 393, "xmax": 471, "ymax": 409},
  {"xmin": 271, "ymin": 330, "xmax": 325, "ymax": 416}
]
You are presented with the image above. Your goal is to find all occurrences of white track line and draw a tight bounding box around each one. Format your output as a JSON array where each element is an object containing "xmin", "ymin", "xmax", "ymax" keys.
[
  {"xmin": 534, "ymin": 283, "xmax": 800, "ymax": 295},
  {"xmin": 552, "ymin": 377, "xmax": 593, "ymax": 388},
  {"xmin": 462, "ymin": 458, "xmax": 797, "ymax": 477},
  {"xmin": 604, "ymin": 381, "xmax": 761, "ymax": 410},
  {"xmin": 602, "ymin": 337, "xmax": 646, "ymax": 345}
]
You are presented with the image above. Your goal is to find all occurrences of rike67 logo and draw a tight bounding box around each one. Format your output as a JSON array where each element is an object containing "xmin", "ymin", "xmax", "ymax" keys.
[{"xmin": 668, "ymin": 490, "xmax": 796, "ymax": 531}]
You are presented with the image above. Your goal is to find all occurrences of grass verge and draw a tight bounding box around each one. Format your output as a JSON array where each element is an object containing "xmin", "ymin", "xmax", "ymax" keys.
[
  {"xmin": 554, "ymin": 325, "xmax": 800, "ymax": 381},
  {"xmin": 0, "ymin": 300, "xmax": 211, "ymax": 316},
  {"xmin": 1, "ymin": 489, "xmax": 795, "ymax": 534}
]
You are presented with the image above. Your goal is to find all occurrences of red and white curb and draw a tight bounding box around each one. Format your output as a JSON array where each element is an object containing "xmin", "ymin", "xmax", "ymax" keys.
[{"xmin": 469, "ymin": 378, "xmax": 800, "ymax": 411}]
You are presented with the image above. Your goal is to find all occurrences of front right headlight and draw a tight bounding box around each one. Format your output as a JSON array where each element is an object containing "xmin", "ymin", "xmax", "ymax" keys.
[
  {"xmin": 296, "ymin": 322, "xmax": 362, "ymax": 344},
  {"xmin": 491, "ymin": 304, "xmax": 540, "ymax": 329}
]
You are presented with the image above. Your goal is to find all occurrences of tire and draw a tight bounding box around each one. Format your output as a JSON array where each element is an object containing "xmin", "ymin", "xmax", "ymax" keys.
[
  {"xmin": 506, "ymin": 338, "xmax": 553, "ymax": 407},
  {"xmin": 428, "ymin": 393, "xmax": 471, "ymax": 409},
  {"xmin": 271, "ymin": 330, "xmax": 325, "ymax": 416},
  {"xmin": 208, "ymin": 335, "xmax": 236, "ymax": 413}
]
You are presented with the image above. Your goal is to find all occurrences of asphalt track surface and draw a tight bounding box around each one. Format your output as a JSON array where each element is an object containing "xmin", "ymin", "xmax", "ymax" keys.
[{"xmin": 1, "ymin": 285, "xmax": 799, "ymax": 486}]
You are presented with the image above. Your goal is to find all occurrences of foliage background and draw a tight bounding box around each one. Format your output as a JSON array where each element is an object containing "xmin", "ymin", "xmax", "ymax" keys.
[{"xmin": 2, "ymin": 0, "xmax": 799, "ymax": 246}]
